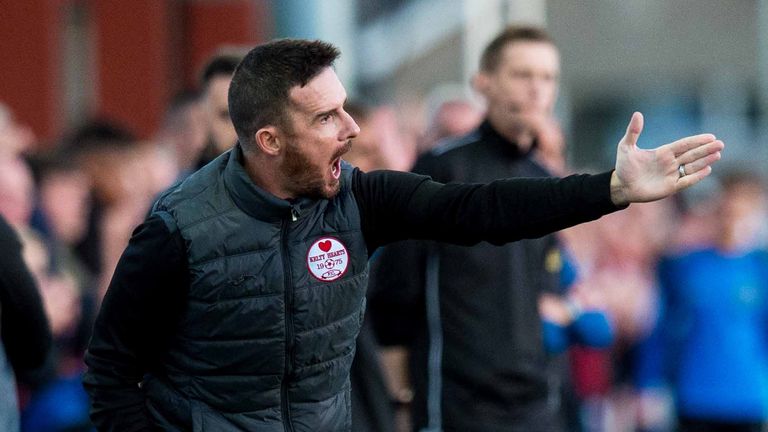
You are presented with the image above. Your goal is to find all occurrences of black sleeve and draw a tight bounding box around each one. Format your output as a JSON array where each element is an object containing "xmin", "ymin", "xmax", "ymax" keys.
[
  {"xmin": 353, "ymin": 169, "xmax": 622, "ymax": 251},
  {"xmin": 0, "ymin": 217, "xmax": 52, "ymax": 372},
  {"xmin": 83, "ymin": 213, "xmax": 188, "ymax": 432}
]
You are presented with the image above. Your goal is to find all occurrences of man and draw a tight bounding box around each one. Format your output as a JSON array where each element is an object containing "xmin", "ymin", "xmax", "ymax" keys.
[
  {"xmin": 0, "ymin": 213, "xmax": 52, "ymax": 431},
  {"xmin": 195, "ymin": 51, "xmax": 243, "ymax": 167},
  {"xmin": 421, "ymin": 96, "xmax": 484, "ymax": 154},
  {"xmin": 155, "ymin": 90, "xmax": 209, "ymax": 177},
  {"xmin": 366, "ymin": 26, "xmax": 642, "ymax": 431},
  {"xmin": 82, "ymin": 38, "xmax": 722, "ymax": 431},
  {"xmin": 343, "ymin": 102, "xmax": 398, "ymax": 432}
]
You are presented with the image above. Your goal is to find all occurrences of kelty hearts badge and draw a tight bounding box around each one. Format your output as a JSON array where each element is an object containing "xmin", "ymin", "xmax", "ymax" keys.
[{"xmin": 307, "ymin": 237, "xmax": 349, "ymax": 281}]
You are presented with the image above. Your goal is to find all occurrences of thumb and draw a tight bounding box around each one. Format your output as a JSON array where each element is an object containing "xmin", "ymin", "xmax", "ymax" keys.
[{"xmin": 622, "ymin": 112, "xmax": 644, "ymax": 148}]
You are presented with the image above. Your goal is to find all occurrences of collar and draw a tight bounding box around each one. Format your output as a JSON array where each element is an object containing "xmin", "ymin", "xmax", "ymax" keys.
[
  {"xmin": 479, "ymin": 119, "xmax": 534, "ymax": 159},
  {"xmin": 222, "ymin": 143, "xmax": 317, "ymax": 222}
]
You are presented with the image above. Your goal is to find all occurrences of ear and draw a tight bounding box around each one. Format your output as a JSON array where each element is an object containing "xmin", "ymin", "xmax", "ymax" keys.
[
  {"xmin": 254, "ymin": 126, "xmax": 282, "ymax": 156},
  {"xmin": 471, "ymin": 72, "xmax": 489, "ymax": 97}
]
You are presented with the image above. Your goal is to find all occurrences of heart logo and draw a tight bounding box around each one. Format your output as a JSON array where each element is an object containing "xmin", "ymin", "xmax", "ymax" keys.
[{"xmin": 307, "ymin": 237, "xmax": 348, "ymax": 282}]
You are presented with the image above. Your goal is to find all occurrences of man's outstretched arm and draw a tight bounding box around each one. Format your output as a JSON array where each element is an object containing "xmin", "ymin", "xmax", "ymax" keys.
[
  {"xmin": 83, "ymin": 215, "xmax": 187, "ymax": 432},
  {"xmin": 609, "ymin": 112, "xmax": 723, "ymax": 205},
  {"xmin": 356, "ymin": 112, "xmax": 723, "ymax": 249}
]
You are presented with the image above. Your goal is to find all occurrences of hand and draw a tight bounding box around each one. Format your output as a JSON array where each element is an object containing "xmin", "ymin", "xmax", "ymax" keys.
[
  {"xmin": 610, "ymin": 112, "xmax": 724, "ymax": 205},
  {"xmin": 501, "ymin": 112, "xmax": 563, "ymax": 154},
  {"xmin": 539, "ymin": 293, "xmax": 578, "ymax": 325}
]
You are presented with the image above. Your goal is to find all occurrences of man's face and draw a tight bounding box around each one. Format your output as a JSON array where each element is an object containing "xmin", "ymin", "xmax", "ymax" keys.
[
  {"xmin": 479, "ymin": 40, "xmax": 560, "ymax": 119},
  {"xmin": 204, "ymin": 74, "xmax": 238, "ymax": 153},
  {"xmin": 717, "ymin": 183, "xmax": 767, "ymax": 250},
  {"xmin": 278, "ymin": 67, "xmax": 359, "ymax": 199}
]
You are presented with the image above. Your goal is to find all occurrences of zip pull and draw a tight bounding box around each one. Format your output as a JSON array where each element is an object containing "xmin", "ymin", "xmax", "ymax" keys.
[{"xmin": 290, "ymin": 206, "xmax": 299, "ymax": 222}]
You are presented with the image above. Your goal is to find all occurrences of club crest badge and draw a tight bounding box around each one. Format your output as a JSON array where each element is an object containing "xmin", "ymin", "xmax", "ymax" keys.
[{"xmin": 307, "ymin": 237, "xmax": 349, "ymax": 281}]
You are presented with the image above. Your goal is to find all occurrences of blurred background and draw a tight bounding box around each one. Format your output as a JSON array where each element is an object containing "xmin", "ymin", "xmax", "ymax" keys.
[{"xmin": 3, "ymin": 0, "xmax": 768, "ymax": 169}]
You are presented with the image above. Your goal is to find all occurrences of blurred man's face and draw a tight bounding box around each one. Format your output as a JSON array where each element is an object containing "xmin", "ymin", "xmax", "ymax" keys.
[
  {"xmin": 717, "ymin": 183, "xmax": 767, "ymax": 250},
  {"xmin": 0, "ymin": 106, "xmax": 35, "ymax": 158},
  {"xmin": 40, "ymin": 170, "xmax": 91, "ymax": 245},
  {"xmin": 0, "ymin": 158, "xmax": 34, "ymax": 225},
  {"xmin": 480, "ymin": 40, "xmax": 560, "ymax": 116},
  {"xmin": 204, "ymin": 75, "xmax": 238, "ymax": 153},
  {"xmin": 432, "ymin": 101, "xmax": 484, "ymax": 140}
]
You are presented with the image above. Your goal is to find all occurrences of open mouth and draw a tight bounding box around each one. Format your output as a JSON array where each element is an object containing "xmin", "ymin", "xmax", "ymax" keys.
[{"xmin": 331, "ymin": 157, "xmax": 341, "ymax": 179}]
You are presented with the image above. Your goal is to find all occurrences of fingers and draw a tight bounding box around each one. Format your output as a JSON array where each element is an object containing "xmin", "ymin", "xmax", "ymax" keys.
[
  {"xmin": 669, "ymin": 133, "xmax": 719, "ymax": 157},
  {"xmin": 621, "ymin": 112, "xmax": 644, "ymax": 147},
  {"xmin": 676, "ymin": 141, "xmax": 722, "ymax": 190},
  {"xmin": 676, "ymin": 139, "xmax": 724, "ymax": 162},
  {"xmin": 680, "ymin": 150, "xmax": 722, "ymax": 176},
  {"xmin": 676, "ymin": 139, "xmax": 723, "ymax": 172},
  {"xmin": 681, "ymin": 151, "xmax": 721, "ymax": 177},
  {"xmin": 677, "ymin": 165, "xmax": 713, "ymax": 190}
]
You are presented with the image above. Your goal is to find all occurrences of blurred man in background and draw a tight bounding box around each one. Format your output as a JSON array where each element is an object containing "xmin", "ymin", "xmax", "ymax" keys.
[
  {"xmin": 195, "ymin": 51, "xmax": 244, "ymax": 168},
  {"xmin": 155, "ymin": 90, "xmax": 209, "ymax": 178},
  {"xmin": 369, "ymin": 25, "xmax": 592, "ymax": 431},
  {"xmin": 0, "ymin": 213, "xmax": 52, "ymax": 432},
  {"xmin": 420, "ymin": 89, "xmax": 484, "ymax": 155}
]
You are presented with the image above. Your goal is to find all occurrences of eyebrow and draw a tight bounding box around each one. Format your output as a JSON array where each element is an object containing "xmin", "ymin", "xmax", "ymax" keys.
[{"xmin": 314, "ymin": 97, "xmax": 348, "ymax": 121}]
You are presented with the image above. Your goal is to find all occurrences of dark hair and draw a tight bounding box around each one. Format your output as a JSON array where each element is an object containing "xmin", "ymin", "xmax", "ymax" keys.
[
  {"xmin": 160, "ymin": 89, "xmax": 201, "ymax": 131},
  {"xmin": 199, "ymin": 53, "xmax": 243, "ymax": 89},
  {"xmin": 228, "ymin": 39, "xmax": 340, "ymax": 147},
  {"xmin": 26, "ymin": 150, "xmax": 82, "ymax": 184},
  {"xmin": 61, "ymin": 119, "xmax": 136, "ymax": 155},
  {"xmin": 480, "ymin": 26, "xmax": 556, "ymax": 72}
]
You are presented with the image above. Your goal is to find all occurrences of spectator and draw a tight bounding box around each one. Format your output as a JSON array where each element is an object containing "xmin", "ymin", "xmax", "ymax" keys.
[
  {"xmin": 369, "ymin": 25, "xmax": 579, "ymax": 432},
  {"xmin": 0, "ymin": 102, "xmax": 35, "ymax": 158},
  {"xmin": 155, "ymin": 90, "xmax": 208, "ymax": 177},
  {"xmin": 344, "ymin": 101, "xmax": 400, "ymax": 432},
  {"xmin": 420, "ymin": 87, "xmax": 484, "ymax": 154},
  {"xmin": 0, "ymin": 214, "xmax": 51, "ymax": 432},
  {"xmin": 195, "ymin": 50, "xmax": 245, "ymax": 168}
]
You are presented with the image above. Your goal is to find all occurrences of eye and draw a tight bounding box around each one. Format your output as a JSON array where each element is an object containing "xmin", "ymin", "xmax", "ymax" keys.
[
  {"xmin": 543, "ymin": 73, "xmax": 559, "ymax": 83},
  {"xmin": 319, "ymin": 113, "xmax": 333, "ymax": 124},
  {"xmin": 511, "ymin": 70, "xmax": 533, "ymax": 80}
]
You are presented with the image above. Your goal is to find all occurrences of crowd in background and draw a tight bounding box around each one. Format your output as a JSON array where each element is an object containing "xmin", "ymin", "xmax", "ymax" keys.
[{"xmin": 0, "ymin": 41, "xmax": 767, "ymax": 432}]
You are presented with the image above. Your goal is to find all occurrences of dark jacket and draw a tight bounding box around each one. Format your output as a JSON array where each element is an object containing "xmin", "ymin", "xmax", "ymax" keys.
[
  {"xmin": 369, "ymin": 121, "xmax": 566, "ymax": 432},
  {"xmin": 0, "ymin": 215, "xmax": 52, "ymax": 430},
  {"xmin": 147, "ymin": 146, "xmax": 368, "ymax": 430},
  {"xmin": 84, "ymin": 143, "xmax": 621, "ymax": 431}
]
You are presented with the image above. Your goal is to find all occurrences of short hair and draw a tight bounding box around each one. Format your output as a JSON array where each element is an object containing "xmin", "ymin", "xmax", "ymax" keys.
[
  {"xmin": 199, "ymin": 53, "xmax": 243, "ymax": 90},
  {"xmin": 480, "ymin": 25, "xmax": 556, "ymax": 73},
  {"xmin": 228, "ymin": 39, "xmax": 340, "ymax": 147},
  {"xmin": 27, "ymin": 150, "xmax": 81, "ymax": 184},
  {"xmin": 61, "ymin": 119, "xmax": 136, "ymax": 156},
  {"xmin": 160, "ymin": 89, "xmax": 201, "ymax": 132}
]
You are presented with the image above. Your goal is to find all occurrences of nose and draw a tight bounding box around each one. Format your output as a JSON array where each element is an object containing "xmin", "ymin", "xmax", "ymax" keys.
[
  {"xmin": 341, "ymin": 110, "xmax": 360, "ymax": 140},
  {"xmin": 529, "ymin": 78, "xmax": 543, "ymax": 97}
]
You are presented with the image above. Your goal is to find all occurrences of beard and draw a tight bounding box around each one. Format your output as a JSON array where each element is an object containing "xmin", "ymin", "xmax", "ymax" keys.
[{"xmin": 282, "ymin": 139, "xmax": 351, "ymax": 199}]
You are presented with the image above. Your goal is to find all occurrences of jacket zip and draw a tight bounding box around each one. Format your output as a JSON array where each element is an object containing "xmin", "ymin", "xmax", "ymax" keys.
[{"xmin": 280, "ymin": 205, "xmax": 299, "ymax": 432}]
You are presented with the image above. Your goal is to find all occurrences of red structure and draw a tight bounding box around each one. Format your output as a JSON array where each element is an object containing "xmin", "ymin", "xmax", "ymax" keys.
[{"xmin": 0, "ymin": 0, "xmax": 270, "ymax": 144}]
